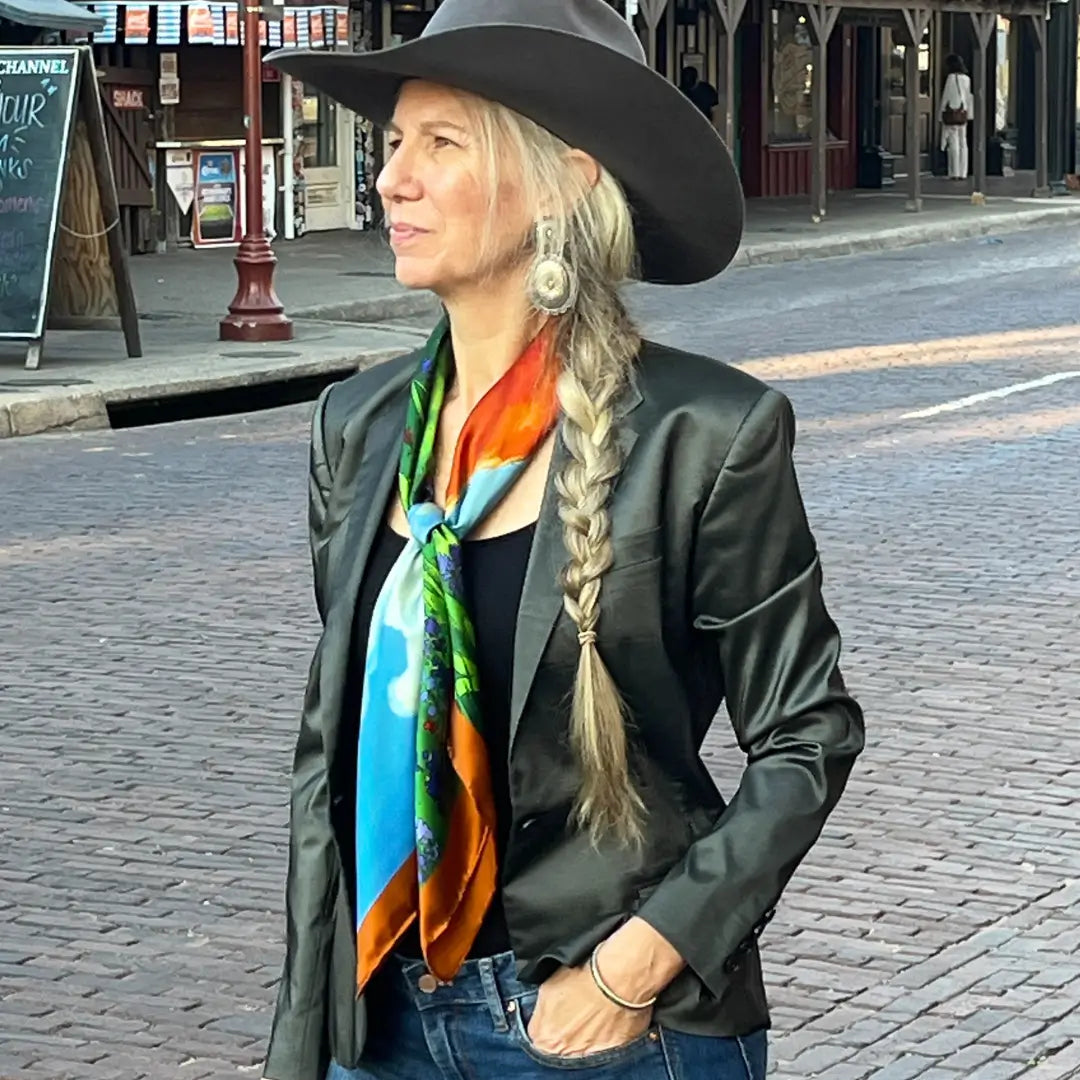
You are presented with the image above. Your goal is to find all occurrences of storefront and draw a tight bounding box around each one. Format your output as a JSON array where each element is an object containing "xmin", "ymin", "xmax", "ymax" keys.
[{"xmin": 80, "ymin": 0, "xmax": 377, "ymax": 249}]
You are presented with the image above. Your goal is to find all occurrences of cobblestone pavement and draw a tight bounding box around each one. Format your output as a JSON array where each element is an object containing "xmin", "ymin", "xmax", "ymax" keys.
[{"xmin": 1, "ymin": 226, "xmax": 1079, "ymax": 1080}]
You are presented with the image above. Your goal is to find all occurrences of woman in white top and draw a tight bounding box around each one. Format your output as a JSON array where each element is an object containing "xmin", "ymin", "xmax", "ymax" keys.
[{"xmin": 940, "ymin": 54, "xmax": 975, "ymax": 180}]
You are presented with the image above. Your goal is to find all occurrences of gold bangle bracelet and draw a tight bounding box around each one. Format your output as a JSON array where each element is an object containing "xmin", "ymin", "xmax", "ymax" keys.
[{"xmin": 589, "ymin": 942, "xmax": 658, "ymax": 1011}]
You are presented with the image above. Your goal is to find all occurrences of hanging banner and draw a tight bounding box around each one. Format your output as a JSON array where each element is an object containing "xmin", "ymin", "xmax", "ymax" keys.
[
  {"xmin": 282, "ymin": 10, "xmax": 296, "ymax": 45},
  {"xmin": 259, "ymin": 17, "xmax": 268, "ymax": 45},
  {"xmin": 192, "ymin": 150, "xmax": 241, "ymax": 247},
  {"xmin": 187, "ymin": 4, "xmax": 215, "ymax": 43},
  {"xmin": 295, "ymin": 7, "xmax": 310, "ymax": 47},
  {"xmin": 157, "ymin": 3, "xmax": 182, "ymax": 44},
  {"xmin": 309, "ymin": 9, "xmax": 324, "ymax": 47},
  {"xmin": 268, "ymin": 17, "xmax": 281, "ymax": 46},
  {"xmin": 95, "ymin": 2, "xmax": 118, "ymax": 42},
  {"xmin": 335, "ymin": 8, "xmax": 349, "ymax": 47},
  {"xmin": 211, "ymin": 5, "xmax": 226, "ymax": 44},
  {"xmin": 225, "ymin": 5, "xmax": 239, "ymax": 44},
  {"xmin": 124, "ymin": 5, "xmax": 151, "ymax": 44}
]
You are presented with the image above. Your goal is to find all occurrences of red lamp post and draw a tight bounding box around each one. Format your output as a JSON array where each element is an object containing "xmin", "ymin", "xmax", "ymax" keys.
[{"xmin": 220, "ymin": 2, "xmax": 293, "ymax": 342}]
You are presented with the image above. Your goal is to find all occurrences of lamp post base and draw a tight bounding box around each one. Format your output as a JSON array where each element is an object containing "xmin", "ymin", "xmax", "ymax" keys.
[{"xmin": 219, "ymin": 235, "xmax": 294, "ymax": 342}]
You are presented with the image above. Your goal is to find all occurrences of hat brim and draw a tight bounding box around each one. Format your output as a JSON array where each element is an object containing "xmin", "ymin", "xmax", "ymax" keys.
[{"xmin": 267, "ymin": 26, "xmax": 744, "ymax": 285}]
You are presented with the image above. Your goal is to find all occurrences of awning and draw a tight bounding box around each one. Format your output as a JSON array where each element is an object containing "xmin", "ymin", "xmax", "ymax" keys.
[{"xmin": 0, "ymin": 0, "xmax": 105, "ymax": 32}]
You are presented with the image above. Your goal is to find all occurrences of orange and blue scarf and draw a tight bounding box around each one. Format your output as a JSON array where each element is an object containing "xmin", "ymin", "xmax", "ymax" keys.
[{"xmin": 355, "ymin": 319, "xmax": 558, "ymax": 990}]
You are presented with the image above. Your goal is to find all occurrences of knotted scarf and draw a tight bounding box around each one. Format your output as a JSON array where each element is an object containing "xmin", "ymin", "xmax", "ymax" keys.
[{"xmin": 355, "ymin": 319, "xmax": 559, "ymax": 990}]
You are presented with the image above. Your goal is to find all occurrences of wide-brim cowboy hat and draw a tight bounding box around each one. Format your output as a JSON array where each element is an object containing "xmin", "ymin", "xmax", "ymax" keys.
[{"xmin": 266, "ymin": 0, "xmax": 744, "ymax": 284}]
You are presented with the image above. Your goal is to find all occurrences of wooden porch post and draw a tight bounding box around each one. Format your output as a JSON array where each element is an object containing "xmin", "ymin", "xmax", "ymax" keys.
[
  {"xmin": 1030, "ymin": 11, "xmax": 1050, "ymax": 195},
  {"xmin": 639, "ymin": 0, "xmax": 668, "ymax": 70},
  {"xmin": 713, "ymin": 0, "xmax": 750, "ymax": 151},
  {"xmin": 969, "ymin": 11, "xmax": 995, "ymax": 203},
  {"xmin": 900, "ymin": 7, "xmax": 932, "ymax": 211},
  {"xmin": 806, "ymin": 1, "xmax": 840, "ymax": 221}
]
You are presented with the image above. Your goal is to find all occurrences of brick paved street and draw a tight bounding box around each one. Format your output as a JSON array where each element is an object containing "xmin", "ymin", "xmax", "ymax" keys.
[{"xmin": 1, "ymin": 226, "xmax": 1078, "ymax": 1080}]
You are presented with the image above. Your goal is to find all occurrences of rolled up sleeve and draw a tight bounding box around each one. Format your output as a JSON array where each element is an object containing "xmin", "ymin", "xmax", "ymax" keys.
[{"xmin": 636, "ymin": 388, "xmax": 864, "ymax": 997}]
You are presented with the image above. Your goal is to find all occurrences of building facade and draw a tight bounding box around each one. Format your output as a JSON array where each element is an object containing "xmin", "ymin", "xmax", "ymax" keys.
[{"xmin": 74, "ymin": 0, "xmax": 1080, "ymax": 250}]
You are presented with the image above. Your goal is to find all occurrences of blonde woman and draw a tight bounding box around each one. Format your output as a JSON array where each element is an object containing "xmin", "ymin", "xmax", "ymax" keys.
[{"xmin": 264, "ymin": 2, "xmax": 864, "ymax": 1079}]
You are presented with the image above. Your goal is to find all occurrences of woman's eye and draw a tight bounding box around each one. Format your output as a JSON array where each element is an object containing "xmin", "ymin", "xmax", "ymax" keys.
[
  {"xmin": 432, "ymin": 136, "xmax": 456, "ymax": 149},
  {"xmin": 387, "ymin": 139, "xmax": 402, "ymax": 154}
]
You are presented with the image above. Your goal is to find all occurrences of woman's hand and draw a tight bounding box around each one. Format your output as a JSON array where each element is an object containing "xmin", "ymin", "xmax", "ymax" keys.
[
  {"xmin": 525, "ymin": 962, "xmax": 653, "ymax": 1057},
  {"xmin": 526, "ymin": 916, "xmax": 685, "ymax": 1057}
]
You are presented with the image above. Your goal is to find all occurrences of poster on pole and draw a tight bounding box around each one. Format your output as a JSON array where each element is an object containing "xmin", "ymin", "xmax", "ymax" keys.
[
  {"xmin": 192, "ymin": 149, "xmax": 241, "ymax": 246},
  {"xmin": 165, "ymin": 149, "xmax": 195, "ymax": 215}
]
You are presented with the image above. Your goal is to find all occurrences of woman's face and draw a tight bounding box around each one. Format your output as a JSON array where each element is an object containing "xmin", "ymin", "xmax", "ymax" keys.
[{"xmin": 377, "ymin": 80, "xmax": 530, "ymax": 299}]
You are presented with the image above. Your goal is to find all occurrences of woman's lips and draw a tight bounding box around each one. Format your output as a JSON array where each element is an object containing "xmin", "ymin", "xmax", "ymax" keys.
[{"xmin": 389, "ymin": 224, "xmax": 429, "ymax": 246}]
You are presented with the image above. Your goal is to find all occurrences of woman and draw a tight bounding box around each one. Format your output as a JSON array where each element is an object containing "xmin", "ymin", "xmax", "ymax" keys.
[
  {"xmin": 940, "ymin": 54, "xmax": 975, "ymax": 180},
  {"xmin": 264, "ymin": 3, "xmax": 864, "ymax": 1079}
]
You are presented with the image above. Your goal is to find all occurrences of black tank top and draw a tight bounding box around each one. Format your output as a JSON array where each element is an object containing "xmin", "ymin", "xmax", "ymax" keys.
[{"xmin": 333, "ymin": 519, "xmax": 536, "ymax": 960}]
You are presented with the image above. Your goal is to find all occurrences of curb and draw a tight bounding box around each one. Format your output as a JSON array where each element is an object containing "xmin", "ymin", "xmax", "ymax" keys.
[
  {"xmin": 292, "ymin": 290, "xmax": 441, "ymax": 324},
  {"xmin": 733, "ymin": 204, "xmax": 1080, "ymax": 267},
  {"xmin": 0, "ymin": 345, "xmax": 408, "ymax": 441}
]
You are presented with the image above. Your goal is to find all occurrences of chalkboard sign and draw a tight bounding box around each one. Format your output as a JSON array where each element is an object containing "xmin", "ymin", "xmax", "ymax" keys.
[{"xmin": 0, "ymin": 48, "xmax": 80, "ymax": 340}]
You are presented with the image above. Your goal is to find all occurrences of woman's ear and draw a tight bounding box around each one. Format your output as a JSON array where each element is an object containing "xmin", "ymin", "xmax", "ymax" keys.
[{"xmin": 567, "ymin": 149, "xmax": 602, "ymax": 192}]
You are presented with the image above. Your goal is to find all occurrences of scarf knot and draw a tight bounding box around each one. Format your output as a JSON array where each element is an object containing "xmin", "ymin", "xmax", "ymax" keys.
[{"xmin": 407, "ymin": 501, "xmax": 449, "ymax": 546}]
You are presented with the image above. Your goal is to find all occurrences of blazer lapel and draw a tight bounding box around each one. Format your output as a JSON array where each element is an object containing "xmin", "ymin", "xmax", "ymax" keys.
[
  {"xmin": 508, "ymin": 379, "xmax": 644, "ymax": 752},
  {"xmin": 321, "ymin": 366, "xmax": 413, "ymax": 770}
]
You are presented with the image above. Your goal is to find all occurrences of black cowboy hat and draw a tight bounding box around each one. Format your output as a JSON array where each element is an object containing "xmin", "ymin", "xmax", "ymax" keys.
[{"xmin": 266, "ymin": 0, "xmax": 744, "ymax": 284}]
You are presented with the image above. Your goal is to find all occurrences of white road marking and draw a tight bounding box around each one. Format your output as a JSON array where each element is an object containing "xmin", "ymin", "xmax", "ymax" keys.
[{"xmin": 901, "ymin": 371, "xmax": 1080, "ymax": 420}]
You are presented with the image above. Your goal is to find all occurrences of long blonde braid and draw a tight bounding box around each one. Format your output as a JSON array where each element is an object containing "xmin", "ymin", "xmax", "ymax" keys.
[{"xmin": 467, "ymin": 95, "xmax": 645, "ymax": 847}]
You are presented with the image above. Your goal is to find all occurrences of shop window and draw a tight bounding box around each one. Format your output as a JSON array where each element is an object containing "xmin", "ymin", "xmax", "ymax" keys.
[
  {"xmin": 769, "ymin": 6, "xmax": 814, "ymax": 140},
  {"xmin": 768, "ymin": 5, "xmax": 842, "ymax": 143},
  {"xmin": 887, "ymin": 37, "xmax": 930, "ymax": 100},
  {"xmin": 302, "ymin": 90, "xmax": 338, "ymax": 169}
]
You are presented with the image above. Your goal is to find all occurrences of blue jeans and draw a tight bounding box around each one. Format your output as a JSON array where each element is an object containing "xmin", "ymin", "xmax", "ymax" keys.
[{"xmin": 328, "ymin": 951, "xmax": 767, "ymax": 1080}]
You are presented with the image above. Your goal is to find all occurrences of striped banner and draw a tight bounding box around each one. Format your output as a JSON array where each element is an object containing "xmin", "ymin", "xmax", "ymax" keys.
[
  {"xmin": 156, "ymin": 2, "xmax": 182, "ymax": 44},
  {"xmin": 95, "ymin": 1, "xmax": 118, "ymax": 42}
]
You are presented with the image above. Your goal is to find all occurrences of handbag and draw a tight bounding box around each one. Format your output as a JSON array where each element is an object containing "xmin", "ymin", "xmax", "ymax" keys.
[{"xmin": 942, "ymin": 74, "xmax": 967, "ymax": 126}]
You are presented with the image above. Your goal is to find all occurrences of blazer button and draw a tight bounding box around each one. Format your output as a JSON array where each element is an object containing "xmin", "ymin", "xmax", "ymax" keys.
[{"xmin": 722, "ymin": 955, "xmax": 742, "ymax": 975}]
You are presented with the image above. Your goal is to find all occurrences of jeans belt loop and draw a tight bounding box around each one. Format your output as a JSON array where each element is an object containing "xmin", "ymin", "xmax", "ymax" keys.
[{"xmin": 477, "ymin": 957, "xmax": 509, "ymax": 1033}]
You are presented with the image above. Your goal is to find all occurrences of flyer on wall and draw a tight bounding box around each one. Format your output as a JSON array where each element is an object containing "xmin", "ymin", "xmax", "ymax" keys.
[{"xmin": 192, "ymin": 150, "xmax": 241, "ymax": 247}]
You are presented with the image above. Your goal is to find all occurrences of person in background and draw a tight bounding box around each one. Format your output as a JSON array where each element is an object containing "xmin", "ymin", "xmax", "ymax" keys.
[
  {"xmin": 940, "ymin": 53, "xmax": 975, "ymax": 180},
  {"xmin": 679, "ymin": 64, "xmax": 720, "ymax": 124}
]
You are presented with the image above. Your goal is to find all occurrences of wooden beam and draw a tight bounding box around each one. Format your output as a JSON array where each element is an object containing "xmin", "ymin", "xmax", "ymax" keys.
[
  {"xmin": 899, "ymin": 7, "xmax": 932, "ymax": 210},
  {"xmin": 970, "ymin": 10, "xmax": 994, "ymax": 202},
  {"xmin": 1029, "ymin": 11, "xmax": 1049, "ymax": 195},
  {"xmin": 806, "ymin": 2, "xmax": 840, "ymax": 221},
  {"xmin": 812, "ymin": 0, "xmax": 1044, "ymax": 14},
  {"xmin": 716, "ymin": 0, "xmax": 749, "ymax": 152},
  {"xmin": 77, "ymin": 49, "xmax": 141, "ymax": 359}
]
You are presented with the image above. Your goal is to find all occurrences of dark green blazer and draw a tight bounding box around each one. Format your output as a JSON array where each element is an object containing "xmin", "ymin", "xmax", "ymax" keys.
[{"xmin": 263, "ymin": 339, "xmax": 865, "ymax": 1080}]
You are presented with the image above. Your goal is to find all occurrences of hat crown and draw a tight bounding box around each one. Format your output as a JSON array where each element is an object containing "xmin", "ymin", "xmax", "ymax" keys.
[{"xmin": 421, "ymin": 0, "xmax": 646, "ymax": 65}]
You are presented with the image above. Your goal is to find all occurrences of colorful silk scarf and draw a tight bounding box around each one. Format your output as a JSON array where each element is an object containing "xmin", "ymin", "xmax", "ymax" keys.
[{"xmin": 355, "ymin": 319, "xmax": 559, "ymax": 991}]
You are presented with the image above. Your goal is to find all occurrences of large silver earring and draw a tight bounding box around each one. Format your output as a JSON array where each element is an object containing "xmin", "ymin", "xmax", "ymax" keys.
[{"xmin": 527, "ymin": 219, "xmax": 577, "ymax": 316}]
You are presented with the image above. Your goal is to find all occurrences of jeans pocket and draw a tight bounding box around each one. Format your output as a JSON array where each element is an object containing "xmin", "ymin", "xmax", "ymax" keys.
[{"xmin": 510, "ymin": 991, "xmax": 663, "ymax": 1072}]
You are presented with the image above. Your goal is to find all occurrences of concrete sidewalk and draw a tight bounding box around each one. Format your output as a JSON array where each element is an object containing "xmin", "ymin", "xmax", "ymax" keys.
[{"xmin": 2, "ymin": 191, "xmax": 1079, "ymax": 440}]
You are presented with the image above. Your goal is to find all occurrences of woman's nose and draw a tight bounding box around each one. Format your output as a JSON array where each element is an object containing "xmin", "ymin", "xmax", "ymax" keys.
[{"xmin": 376, "ymin": 141, "xmax": 420, "ymax": 203}]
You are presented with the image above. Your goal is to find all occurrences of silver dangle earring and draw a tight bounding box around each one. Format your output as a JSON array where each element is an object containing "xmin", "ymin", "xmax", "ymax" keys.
[{"xmin": 527, "ymin": 219, "xmax": 577, "ymax": 316}]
